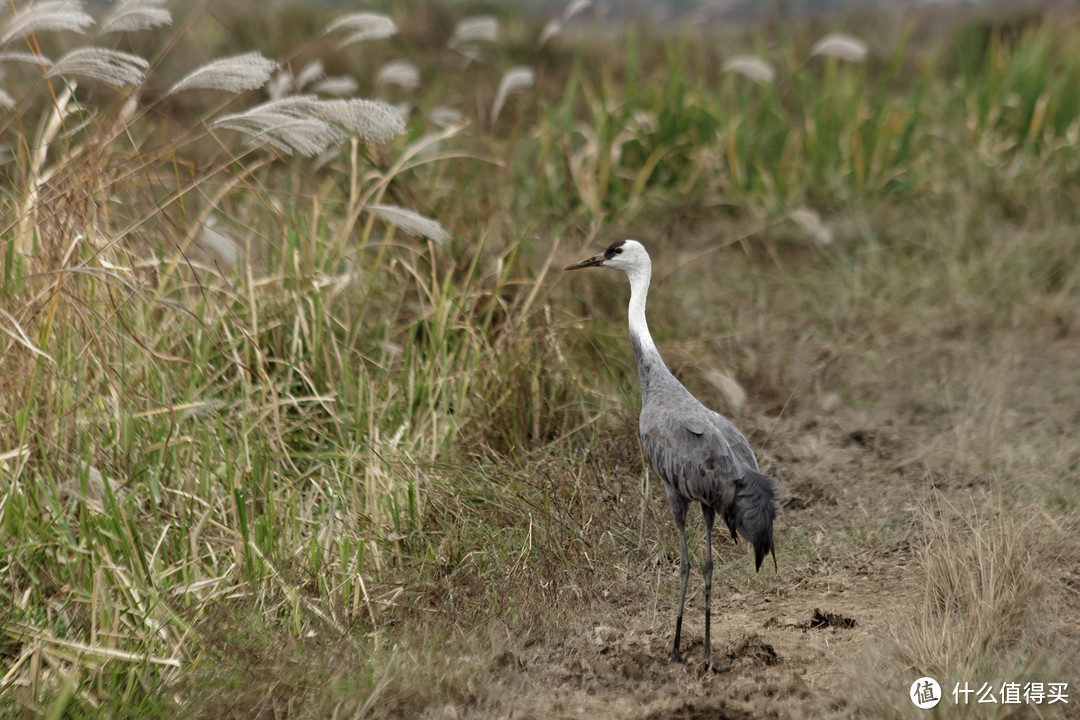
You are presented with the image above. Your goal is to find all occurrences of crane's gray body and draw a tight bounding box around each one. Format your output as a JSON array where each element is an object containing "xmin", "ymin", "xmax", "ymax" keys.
[
  {"xmin": 566, "ymin": 239, "xmax": 778, "ymax": 670},
  {"xmin": 635, "ymin": 337, "xmax": 759, "ymax": 509}
]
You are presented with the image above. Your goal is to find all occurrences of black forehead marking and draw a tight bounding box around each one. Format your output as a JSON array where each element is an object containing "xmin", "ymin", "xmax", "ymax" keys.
[{"xmin": 603, "ymin": 240, "xmax": 626, "ymax": 258}]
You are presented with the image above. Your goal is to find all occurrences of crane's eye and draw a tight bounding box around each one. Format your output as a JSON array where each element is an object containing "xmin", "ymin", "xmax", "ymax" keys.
[{"xmin": 614, "ymin": 247, "xmax": 622, "ymax": 254}]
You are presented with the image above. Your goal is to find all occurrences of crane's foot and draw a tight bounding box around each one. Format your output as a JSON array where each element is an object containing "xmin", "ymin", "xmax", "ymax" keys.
[{"xmin": 668, "ymin": 651, "xmax": 684, "ymax": 665}]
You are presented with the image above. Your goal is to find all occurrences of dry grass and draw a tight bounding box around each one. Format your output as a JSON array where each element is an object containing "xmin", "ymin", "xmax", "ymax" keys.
[{"xmin": 858, "ymin": 497, "xmax": 1077, "ymax": 719}]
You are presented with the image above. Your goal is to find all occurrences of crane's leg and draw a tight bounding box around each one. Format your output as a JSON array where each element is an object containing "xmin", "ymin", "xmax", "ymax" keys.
[
  {"xmin": 701, "ymin": 503, "xmax": 716, "ymax": 670},
  {"xmin": 665, "ymin": 487, "xmax": 690, "ymax": 664}
]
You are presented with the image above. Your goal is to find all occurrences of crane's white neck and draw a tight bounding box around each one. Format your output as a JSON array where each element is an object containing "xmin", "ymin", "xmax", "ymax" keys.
[
  {"xmin": 624, "ymin": 263, "xmax": 670, "ymax": 398},
  {"xmin": 626, "ymin": 266, "xmax": 654, "ymax": 351}
]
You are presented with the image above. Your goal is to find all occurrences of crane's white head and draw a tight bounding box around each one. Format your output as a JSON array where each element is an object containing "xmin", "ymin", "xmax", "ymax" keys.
[{"xmin": 564, "ymin": 239, "xmax": 651, "ymax": 277}]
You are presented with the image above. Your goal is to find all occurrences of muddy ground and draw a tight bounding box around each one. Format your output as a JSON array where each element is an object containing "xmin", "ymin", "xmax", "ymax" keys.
[{"xmin": 423, "ymin": 333, "xmax": 1080, "ymax": 719}]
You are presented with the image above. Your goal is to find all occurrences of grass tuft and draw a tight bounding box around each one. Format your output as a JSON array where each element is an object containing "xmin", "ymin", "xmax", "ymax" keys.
[{"xmin": 864, "ymin": 498, "xmax": 1075, "ymax": 718}]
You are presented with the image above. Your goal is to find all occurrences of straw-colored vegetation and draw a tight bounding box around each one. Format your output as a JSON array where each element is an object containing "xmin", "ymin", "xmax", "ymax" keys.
[{"xmin": 2, "ymin": 1, "xmax": 1079, "ymax": 718}]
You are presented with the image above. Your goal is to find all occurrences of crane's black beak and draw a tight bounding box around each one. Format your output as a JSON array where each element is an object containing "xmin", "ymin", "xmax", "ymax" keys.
[{"xmin": 564, "ymin": 253, "xmax": 606, "ymax": 271}]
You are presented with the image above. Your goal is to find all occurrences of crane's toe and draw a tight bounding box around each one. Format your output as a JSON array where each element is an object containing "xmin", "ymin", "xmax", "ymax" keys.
[{"xmin": 668, "ymin": 650, "xmax": 685, "ymax": 665}]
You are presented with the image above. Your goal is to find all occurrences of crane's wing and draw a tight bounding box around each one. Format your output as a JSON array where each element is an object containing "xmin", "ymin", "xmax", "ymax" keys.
[
  {"xmin": 704, "ymin": 408, "xmax": 760, "ymax": 473},
  {"xmin": 639, "ymin": 401, "xmax": 745, "ymax": 509},
  {"xmin": 641, "ymin": 400, "xmax": 777, "ymax": 570}
]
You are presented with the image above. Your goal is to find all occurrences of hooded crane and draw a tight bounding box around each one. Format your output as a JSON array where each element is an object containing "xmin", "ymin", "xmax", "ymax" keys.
[{"xmin": 566, "ymin": 239, "xmax": 778, "ymax": 670}]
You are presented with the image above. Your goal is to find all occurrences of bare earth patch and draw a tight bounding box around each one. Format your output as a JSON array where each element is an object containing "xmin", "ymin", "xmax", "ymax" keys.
[{"xmin": 458, "ymin": 559, "xmax": 911, "ymax": 719}]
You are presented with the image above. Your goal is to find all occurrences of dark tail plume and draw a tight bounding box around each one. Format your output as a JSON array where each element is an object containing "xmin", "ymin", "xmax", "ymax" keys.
[{"xmin": 724, "ymin": 470, "xmax": 778, "ymax": 572}]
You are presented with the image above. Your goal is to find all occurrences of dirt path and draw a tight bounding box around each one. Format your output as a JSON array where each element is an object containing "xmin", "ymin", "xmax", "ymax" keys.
[
  {"xmin": 425, "ymin": 545, "xmax": 913, "ymax": 720},
  {"xmin": 492, "ymin": 568, "xmax": 911, "ymax": 719}
]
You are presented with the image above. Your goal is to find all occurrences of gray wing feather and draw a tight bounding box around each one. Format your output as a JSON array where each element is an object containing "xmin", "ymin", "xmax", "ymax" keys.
[
  {"xmin": 640, "ymin": 397, "xmax": 756, "ymax": 509},
  {"xmin": 704, "ymin": 408, "xmax": 759, "ymax": 473}
]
